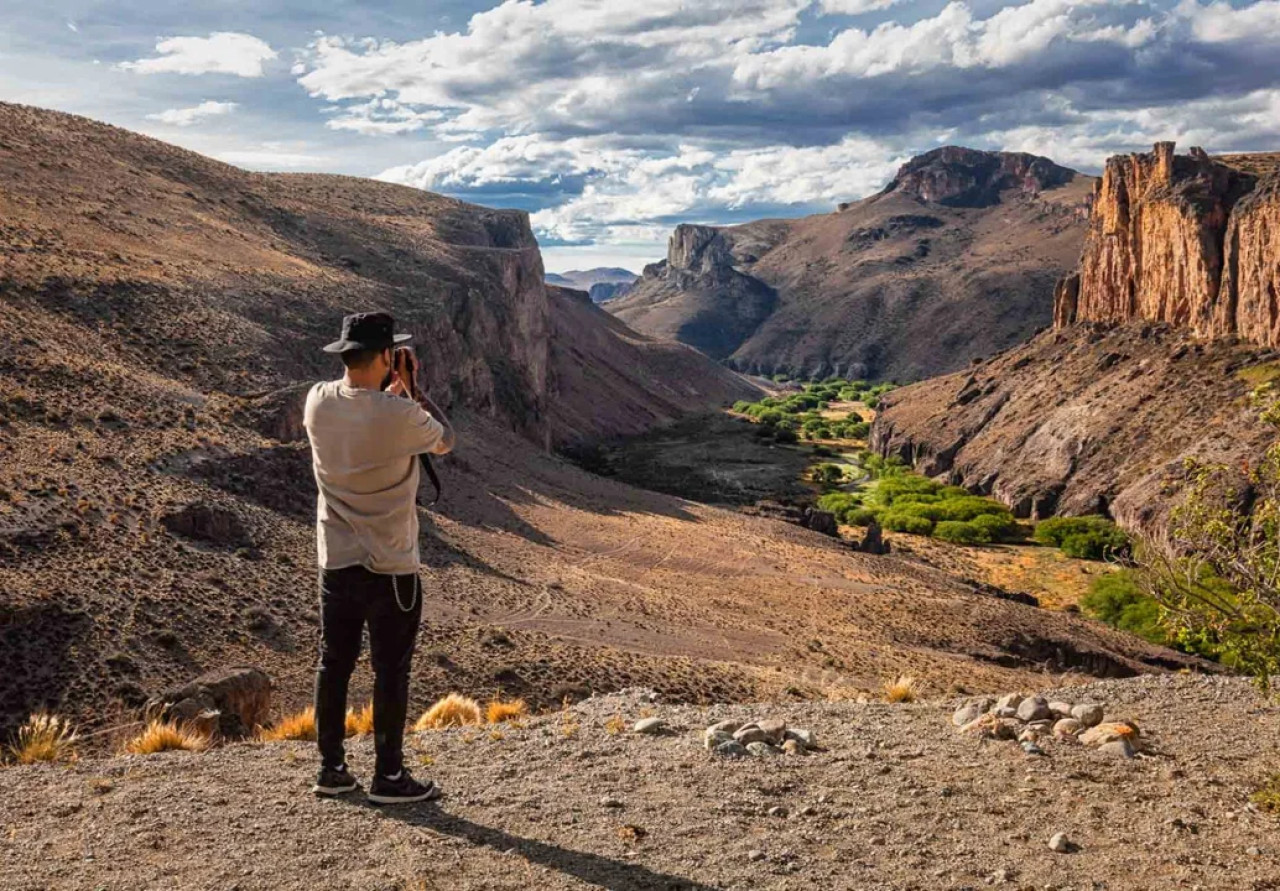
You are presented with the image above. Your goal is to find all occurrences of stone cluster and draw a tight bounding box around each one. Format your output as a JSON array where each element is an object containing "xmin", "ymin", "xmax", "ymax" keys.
[
  {"xmin": 704, "ymin": 718, "xmax": 816, "ymax": 758},
  {"xmin": 952, "ymin": 693, "xmax": 1145, "ymax": 759}
]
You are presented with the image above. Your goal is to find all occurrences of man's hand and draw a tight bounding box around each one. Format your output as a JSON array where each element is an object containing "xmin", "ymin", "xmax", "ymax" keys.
[{"xmin": 386, "ymin": 347, "xmax": 420, "ymax": 398}]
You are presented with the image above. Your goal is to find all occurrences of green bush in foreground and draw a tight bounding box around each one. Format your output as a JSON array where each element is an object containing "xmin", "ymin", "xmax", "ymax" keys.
[{"xmin": 879, "ymin": 511, "xmax": 934, "ymax": 535}]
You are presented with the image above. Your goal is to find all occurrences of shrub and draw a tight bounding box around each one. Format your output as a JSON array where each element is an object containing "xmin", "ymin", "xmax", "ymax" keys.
[
  {"xmin": 773, "ymin": 428, "xmax": 798, "ymax": 444},
  {"xmin": 123, "ymin": 719, "xmax": 210, "ymax": 755},
  {"xmin": 879, "ymin": 511, "xmax": 934, "ymax": 535},
  {"xmin": 7, "ymin": 712, "xmax": 77, "ymax": 764},
  {"xmin": 812, "ymin": 463, "xmax": 845, "ymax": 484},
  {"xmin": 415, "ymin": 693, "xmax": 483, "ymax": 730},
  {"xmin": 732, "ymin": 400, "xmax": 752, "ymax": 413},
  {"xmin": 969, "ymin": 512, "xmax": 1023, "ymax": 542},
  {"xmin": 260, "ymin": 707, "xmax": 317, "ymax": 742},
  {"xmin": 1080, "ymin": 571, "xmax": 1169, "ymax": 646},
  {"xmin": 934, "ymin": 496, "xmax": 1011, "ymax": 523},
  {"xmin": 1034, "ymin": 516, "xmax": 1130, "ymax": 560},
  {"xmin": 486, "ymin": 699, "xmax": 528, "ymax": 724},
  {"xmin": 934, "ymin": 521, "xmax": 992, "ymax": 545},
  {"xmin": 1252, "ymin": 774, "xmax": 1280, "ymax": 815},
  {"xmin": 846, "ymin": 507, "xmax": 879, "ymax": 526}
]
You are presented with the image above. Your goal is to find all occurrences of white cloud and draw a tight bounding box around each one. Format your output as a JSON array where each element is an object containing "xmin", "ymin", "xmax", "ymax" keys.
[
  {"xmin": 119, "ymin": 32, "xmax": 277, "ymax": 78},
  {"xmin": 818, "ymin": 0, "xmax": 903, "ymax": 14},
  {"xmin": 216, "ymin": 144, "xmax": 330, "ymax": 169},
  {"xmin": 145, "ymin": 100, "xmax": 239, "ymax": 127},
  {"xmin": 1185, "ymin": 0, "xmax": 1280, "ymax": 42}
]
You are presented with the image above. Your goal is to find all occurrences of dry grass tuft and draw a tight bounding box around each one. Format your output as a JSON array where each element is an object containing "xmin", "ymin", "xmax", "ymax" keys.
[
  {"xmin": 7, "ymin": 712, "xmax": 78, "ymax": 764},
  {"xmin": 259, "ymin": 707, "xmax": 317, "ymax": 742},
  {"xmin": 486, "ymin": 699, "xmax": 528, "ymax": 725},
  {"xmin": 345, "ymin": 703, "xmax": 374, "ymax": 737},
  {"xmin": 604, "ymin": 714, "xmax": 626, "ymax": 735},
  {"xmin": 123, "ymin": 719, "xmax": 210, "ymax": 755},
  {"xmin": 883, "ymin": 675, "xmax": 921, "ymax": 703},
  {"xmin": 1251, "ymin": 773, "xmax": 1280, "ymax": 814},
  {"xmin": 415, "ymin": 694, "xmax": 482, "ymax": 731}
]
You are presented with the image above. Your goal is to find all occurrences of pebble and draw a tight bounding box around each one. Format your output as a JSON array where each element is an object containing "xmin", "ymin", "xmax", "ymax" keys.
[
  {"xmin": 767, "ymin": 806, "xmax": 788, "ymax": 818},
  {"xmin": 1048, "ymin": 833, "xmax": 1071, "ymax": 853},
  {"xmin": 600, "ymin": 797, "xmax": 624, "ymax": 809},
  {"xmin": 747, "ymin": 850, "xmax": 766, "ymax": 862},
  {"xmin": 1021, "ymin": 741, "xmax": 1046, "ymax": 757},
  {"xmin": 632, "ymin": 717, "xmax": 665, "ymax": 735}
]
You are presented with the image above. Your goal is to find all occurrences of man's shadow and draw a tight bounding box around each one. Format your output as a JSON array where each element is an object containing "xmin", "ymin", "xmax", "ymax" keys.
[{"xmin": 336, "ymin": 798, "xmax": 722, "ymax": 891}]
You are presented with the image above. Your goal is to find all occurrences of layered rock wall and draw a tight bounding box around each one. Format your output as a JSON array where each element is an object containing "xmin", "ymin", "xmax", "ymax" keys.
[{"xmin": 1056, "ymin": 142, "xmax": 1279, "ymax": 346}]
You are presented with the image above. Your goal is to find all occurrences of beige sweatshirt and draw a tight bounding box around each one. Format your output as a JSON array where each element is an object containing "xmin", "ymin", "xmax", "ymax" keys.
[{"xmin": 303, "ymin": 380, "xmax": 447, "ymax": 575}]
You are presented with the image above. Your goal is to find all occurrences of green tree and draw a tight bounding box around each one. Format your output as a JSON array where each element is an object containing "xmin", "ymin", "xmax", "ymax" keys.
[{"xmin": 1142, "ymin": 385, "xmax": 1280, "ymax": 688}]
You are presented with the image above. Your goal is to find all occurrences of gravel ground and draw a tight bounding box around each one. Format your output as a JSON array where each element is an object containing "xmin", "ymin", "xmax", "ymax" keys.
[{"xmin": 2, "ymin": 675, "xmax": 1278, "ymax": 891}]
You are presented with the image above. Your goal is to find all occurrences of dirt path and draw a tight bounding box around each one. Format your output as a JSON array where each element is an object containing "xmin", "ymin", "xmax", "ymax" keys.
[{"xmin": 3, "ymin": 676, "xmax": 1277, "ymax": 891}]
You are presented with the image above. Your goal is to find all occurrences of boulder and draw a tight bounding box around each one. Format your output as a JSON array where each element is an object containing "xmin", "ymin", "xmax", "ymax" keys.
[
  {"xmin": 746, "ymin": 741, "xmax": 780, "ymax": 758},
  {"xmin": 709, "ymin": 719, "xmax": 741, "ymax": 735},
  {"xmin": 1053, "ymin": 718, "xmax": 1082, "ymax": 738},
  {"xmin": 952, "ymin": 700, "xmax": 991, "ymax": 727},
  {"xmin": 705, "ymin": 729, "xmax": 735, "ymax": 750},
  {"xmin": 1015, "ymin": 696, "xmax": 1051, "ymax": 722},
  {"xmin": 995, "ymin": 693, "xmax": 1022, "ymax": 711},
  {"xmin": 1097, "ymin": 739, "xmax": 1136, "ymax": 760},
  {"xmin": 714, "ymin": 740, "xmax": 749, "ymax": 759},
  {"xmin": 1048, "ymin": 701, "xmax": 1074, "ymax": 718},
  {"xmin": 784, "ymin": 727, "xmax": 815, "ymax": 749},
  {"xmin": 758, "ymin": 718, "xmax": 787, "ymax": 745},
  {"xmin": 1071, "ymin": 703, "xmax": 1105, "ymax": 727},
  {"xmin": 734, "ymin": 724, "xmax": 769, "ymax": 745},
  {"xmin": 147, "ymin": 666, "xmax": 272, "ymax": 739}
]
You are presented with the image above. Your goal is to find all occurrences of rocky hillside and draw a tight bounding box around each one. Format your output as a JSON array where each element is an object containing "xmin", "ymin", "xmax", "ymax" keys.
[
  {"xmin": 875, "ymin": 143, "xmax": 1280, "ymax": 535},
  {"xmin": 872, "ymin": 323, "xmax": 1277, "ymax": 531},
  {"xmin": 609, "ymin": 147, "xmax": 1092, "ymax": 382},
  {"xmin": 1055, "ymin": 142, "xmax": 1280, "ymax": 346}
]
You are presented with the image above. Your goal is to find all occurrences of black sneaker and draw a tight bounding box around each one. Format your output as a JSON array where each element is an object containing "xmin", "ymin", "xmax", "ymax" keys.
[
  {"xmin": 367, "ymin": 769, "xmax": 441, "ymax": 805},
  {"xmin": 312, "ymin": 763, "xmax": 360, "ymax": 796}
]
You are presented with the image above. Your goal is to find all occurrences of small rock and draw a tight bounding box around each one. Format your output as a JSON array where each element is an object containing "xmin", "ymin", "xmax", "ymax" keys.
[
  {"xmin": 734, "ymin": 724, "xmax": 769, "ymax": 745},
  {"xmin": 758, "ymin": 718, "xmax": 787, "ymax": 744},
  {"xmin": 1079, "ymin": 721, "xmax": 1138, "ymax": 747},
  {"xmin": 632, "ymin": 717, "xmax": 665, "ymax": 735},
  {"xmin": 768, "ymin": 806, "xmax": 788, "ymax": 818},
  {"xmin": 600, "ymin": 797, "xmax": 624, "ymax": 809},
  {"xmin": 1048, "ymin": 832, "xmax": 1072, "ymax": 853},
  {"xmin": 952, "ymin": 703, "xmax": 987, "ymax": 727},
  {"xmin": 1016, "ymin": 696, "xmax": 1051, "ymax": 722},
  {"xmin": 705, "ymin": 729, "xmax": 734, "ymax": 750},
  {"xmin": 709, "ymin": 719, "xmax": 741, "ymax": 735},
  {"xmin": 1071, "ymin": 703, "xmax": 1105, "ymax": 727},
  {"xmin": 784, "ymin": 727, "xmax": 815, "ymax": 748},
  {"xmin": 1052, "ymin": 718, "xmax": 1082, "ymax": 738},
  {"xmin": 1096, "ymin": 739, "xmax": 1135, "ymax": 760},
  {"xmin": 993, "ymin": 707, "xmax": 1018, "ymax": 719},
  {"xmin": 747, "ymin": 850, "xmax": 766, "ymax": 862},
  {"xmin": 746, "ymin": 741, "xmax": 780, "ymax": 758},
  {"xmin": 1247, "ymin": 846, "xmax": 1263, "ymax": 857},
  {"xmin": 1021, "ymin": 741, "xmax": 1045, "ymax": 757},
  {"xmin": 781, "ymin": 739, "xmax": 805, "ymax": 756},
  {"xmin": 714, "ymin": 741, "xmax": 749, "ymax": 759},
  {"xmin": 996, "ymin": 693, "xmax": 1023, "ymax": 711},
  {"xmin": 1018, "ymin": 729, "xmax": 1041, "ymax": 744},
  {"xmin": 1048, "ymin": 701, "xmax": 1074, "ymax": 718}
]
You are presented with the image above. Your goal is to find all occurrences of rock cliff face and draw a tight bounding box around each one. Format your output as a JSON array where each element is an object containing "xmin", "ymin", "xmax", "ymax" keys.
[
  {"xmin": 611, "ymin": 148, "xmax": 1091, "ymax": 381},
  {"xmin": 1056, "ymin": 142, "xmax": 1280, "ymax": 347},
  {"xmin": 884, "ymin": 146, "xmax": 1077, "ymax": 207},
  {"xmin": 872, "ymin": 324, "xmax": 1276, "ymax": 536}
]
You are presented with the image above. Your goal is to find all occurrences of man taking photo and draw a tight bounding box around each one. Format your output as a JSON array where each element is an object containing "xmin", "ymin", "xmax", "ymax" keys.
[{"xmin": 303, "ymin": 311, "xmax": 455, "ymax": 804}]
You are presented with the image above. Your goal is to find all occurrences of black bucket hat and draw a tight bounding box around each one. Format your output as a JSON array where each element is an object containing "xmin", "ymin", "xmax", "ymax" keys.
[{"xmin": 322, "ymin": 311, "xmax": 412, "ymax": 353}]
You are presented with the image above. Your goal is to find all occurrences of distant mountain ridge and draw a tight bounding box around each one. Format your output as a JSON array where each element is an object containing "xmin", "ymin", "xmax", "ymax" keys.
[
  {"xmin": 608, "ymin": 146, "xmax": 1092, "ymax": 382},
  {"xmin": 545, "ymin": 267, "xmax": 638, "ymax": 303}
]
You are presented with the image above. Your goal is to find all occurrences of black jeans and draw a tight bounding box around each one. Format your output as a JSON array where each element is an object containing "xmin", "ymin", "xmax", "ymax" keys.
[{"xmin": 315, "ymin": 565, "xmax": 422, "ymax": 777}]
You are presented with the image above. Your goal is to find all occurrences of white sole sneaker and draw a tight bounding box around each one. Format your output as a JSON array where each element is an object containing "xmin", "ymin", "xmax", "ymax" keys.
[{"xmin": 367, "ymin": 783, "xmax": 442, "ymax": 805}]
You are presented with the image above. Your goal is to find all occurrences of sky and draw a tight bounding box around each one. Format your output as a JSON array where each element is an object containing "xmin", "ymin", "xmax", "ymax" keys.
[{"xmin": 1, "ymin": 1, "xmax": 1279, "ymax": 272}]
